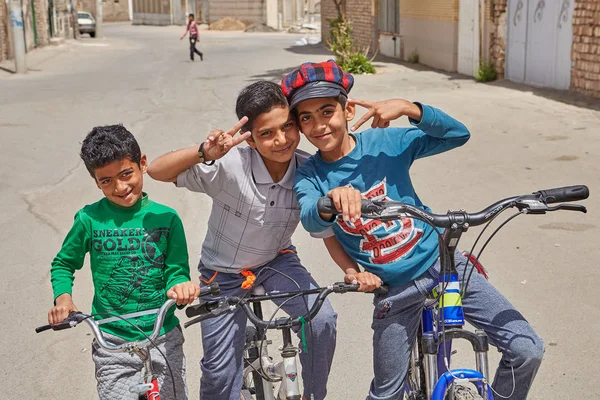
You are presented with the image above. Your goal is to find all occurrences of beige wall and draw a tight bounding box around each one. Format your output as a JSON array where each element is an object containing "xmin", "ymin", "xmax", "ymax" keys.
[
  {"xmin": 80, "ymin": 0, "xmax": 130, "ymax": 22},
  {"xmin": 400, "ymin": 0, "xmax": 458, "ymax": 21},
  {"xmin": 400, "ymin": 18, "xmax": 458, "ymax": 72},
  {"xmin": 393, "ymin": 0, "xmax": 459, "ymax": 71},
  {"xmin": 202, "ymin": 0, "xmax": 265, "ymax": 25}
]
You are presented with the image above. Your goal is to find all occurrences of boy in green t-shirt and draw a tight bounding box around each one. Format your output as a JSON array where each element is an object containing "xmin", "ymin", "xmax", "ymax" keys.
[{"xmin": 47, "ymin": 125, "xmax": 199, "ymax": 399}]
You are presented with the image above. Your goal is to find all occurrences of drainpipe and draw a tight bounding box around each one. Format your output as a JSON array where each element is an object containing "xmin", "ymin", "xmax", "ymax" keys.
[
  {"xmin": 9, "ymin": 0, "xmax": 27, "ymax": 73},
  {"xmin": 30, "ymin": 0, "xmax": 38, "ymax": 46}
]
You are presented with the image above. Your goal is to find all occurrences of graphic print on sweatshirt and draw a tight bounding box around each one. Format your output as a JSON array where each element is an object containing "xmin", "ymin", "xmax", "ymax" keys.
[
  {"xmin": 93, "ymin": 227, "xmax": 170, "ymax": 313},
  {"xmin": 336, "ymin": 179, "xmax": 423, "ymax": 264}
]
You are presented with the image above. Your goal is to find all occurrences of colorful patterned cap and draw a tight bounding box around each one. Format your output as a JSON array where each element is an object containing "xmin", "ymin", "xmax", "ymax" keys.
[{"xmin": 281, "ymin": 60, "xmax": 354, "ymax": 109}]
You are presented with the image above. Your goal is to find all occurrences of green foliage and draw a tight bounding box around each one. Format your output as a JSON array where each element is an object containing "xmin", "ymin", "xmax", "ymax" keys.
[
  {"xmin": 341, "ymin": 53, "xmax": 376, "ymax": 74},
  {"xmin": 407, "ymin": 51, "xmax": 419, "ymax": 64},
  {"xmin": 327, "ymin": 17, "xmax": 376, "ymax": 75},
  {"xmin": 476, "ymin": 61, "xmax": 497, "ymax": 82}
]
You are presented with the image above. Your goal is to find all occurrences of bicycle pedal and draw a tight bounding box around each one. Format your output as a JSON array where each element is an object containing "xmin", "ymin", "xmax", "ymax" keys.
[{"xmin": 129, "ymin": 383, "xmax": 153, "ymax": 393}]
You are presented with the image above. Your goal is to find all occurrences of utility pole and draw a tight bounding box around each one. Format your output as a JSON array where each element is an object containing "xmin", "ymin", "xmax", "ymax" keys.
[
  {"xmin": 95, "ymin": 0, "xmax": 103, "ymax": 38},
  {"xmin": 8, "ymin": 0, "xmax": 26, "ymax": 73}
]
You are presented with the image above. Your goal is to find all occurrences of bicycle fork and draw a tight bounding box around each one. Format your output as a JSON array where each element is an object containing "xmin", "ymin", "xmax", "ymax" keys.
[
  {"xmin": 128, "ymin": 348, "xmax": 160, "ymax": 400},
  {"xmin": 422, "ymin": 330, "xmax": 491, "ymax": 400},
  {"xmin": 246, "ymin": 326, "xmax": 301, "ymax": 400}
]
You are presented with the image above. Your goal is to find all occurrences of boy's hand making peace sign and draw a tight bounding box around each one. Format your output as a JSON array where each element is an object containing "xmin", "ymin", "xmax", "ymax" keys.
[
  {"xmin": 202, "ymin": 116, "xmax": 252, "ymax": 162},
  {"xmin": 349, "ymin": 98, "xmax": 423, "ymax": 132}
]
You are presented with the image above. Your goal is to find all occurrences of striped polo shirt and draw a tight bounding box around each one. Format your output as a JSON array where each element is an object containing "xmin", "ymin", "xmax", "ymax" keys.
[{"xmin": 177, "ymin": 146, "xmax": 309, "ymax": 273}]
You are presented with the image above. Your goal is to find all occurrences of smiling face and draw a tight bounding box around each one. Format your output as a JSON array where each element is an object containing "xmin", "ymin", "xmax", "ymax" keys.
[
  {"xmin": 295, "ymin": 97, "xmax": 355, "ymax": 162},
  {"xmin": 94, "ymin": 156, "xmax": 147, "ymax": 207},
  {"xmin": 247, "ymin": 106, "xmax": 300, "ymax": 174}
]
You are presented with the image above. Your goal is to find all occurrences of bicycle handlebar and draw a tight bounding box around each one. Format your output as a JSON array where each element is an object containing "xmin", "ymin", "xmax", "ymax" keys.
[
  {"xmin": 184, "ymin": 282, "xmax": 388, "ymax": 330},
  {"xmin": 35, "ymin": 282, "xmax": 220, "ymax": 352},
  {"xmin": 317, "ymin": 185, "xmax": 589, "ymax": 228}
]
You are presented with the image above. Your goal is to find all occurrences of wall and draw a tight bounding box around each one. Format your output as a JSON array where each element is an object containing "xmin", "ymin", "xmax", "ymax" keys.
[
  {"xmin": 570, "ymin": 0, "xmax": 600, "ymax": 98},
  {"xmin": 202, "ymin": 0, "xmax": 265, "ymax": 25},
  {"xmin": 399, "ymin": 0, "xmax": 459, "ymax": 71},
  {"xmin": 132, "ymin": 0, "xmax": 172, "ymax": 25},
  {"xmin": 80, "ymin": 0, "xmax": 130, "ymax": 22},
  {"xmin": 321, "ymin": 0, "xmax": 375, "ymax": 52},
  {"xmin": 489, "ymin": 0, "xmax": 507, "ymax": 78}
]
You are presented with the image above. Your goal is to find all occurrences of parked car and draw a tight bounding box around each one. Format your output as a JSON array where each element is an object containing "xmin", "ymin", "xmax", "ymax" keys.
[{"xmin": 78, "ymin": 12, "xmax": 96, "ymax": 38}]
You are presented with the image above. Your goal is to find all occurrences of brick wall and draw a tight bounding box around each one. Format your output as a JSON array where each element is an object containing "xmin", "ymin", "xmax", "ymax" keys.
[
  {"xmin": 34, "ymin": 0, "xmax": 50, "ymax": 46},
  {"xmin": 571, "ymin": 0, "xmax": 600, "ymax": 98},
  {"xmin": 0, "ymin": 0, "xmax": 8, "ymax": 61},
  {"xmin": 321, "ymin": 0, "xmax": 375, "ymax": 52},
  {"xmin": 489, "ymin": 0, "xmax": 507, "ymax": 78}
]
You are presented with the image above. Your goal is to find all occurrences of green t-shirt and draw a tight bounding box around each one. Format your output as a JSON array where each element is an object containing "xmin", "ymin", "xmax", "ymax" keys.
[{"xmin": 51, "ymin": 193, "xmax": 190, "ymax": 341}]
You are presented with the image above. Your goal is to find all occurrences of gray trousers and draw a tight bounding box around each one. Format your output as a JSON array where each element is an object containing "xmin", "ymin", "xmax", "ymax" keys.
[
  {"xmin": 368, "ymin": 250, "xmax": 544, "ymax": 400},
  {"xmin": 92, "ymin": 325, "xmax": 188, "ymax": 400},
  {"xmin": 198, "ymin": 247, "xmax": 338, "ymax": 400}
]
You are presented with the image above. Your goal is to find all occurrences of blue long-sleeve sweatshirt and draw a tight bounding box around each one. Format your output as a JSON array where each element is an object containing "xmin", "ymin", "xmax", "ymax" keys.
[{"xmin": 293, "ymin": 103, "xmax": 471, "ymax": 286}]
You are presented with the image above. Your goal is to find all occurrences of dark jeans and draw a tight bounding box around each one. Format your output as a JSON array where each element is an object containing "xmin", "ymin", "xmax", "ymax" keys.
[{"xmin": 189, "ymin": 35, "xmax": 203, "ymax": 61}]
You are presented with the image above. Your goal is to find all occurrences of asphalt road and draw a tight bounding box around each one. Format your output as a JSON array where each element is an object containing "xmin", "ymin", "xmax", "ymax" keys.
[{"xmin": 1, "ymin": 23, "xmax": 598, "ymax": 399}]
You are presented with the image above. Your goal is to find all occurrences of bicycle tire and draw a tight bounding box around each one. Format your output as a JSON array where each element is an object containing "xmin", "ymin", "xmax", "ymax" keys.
[
  {"xmin": 243, "ymin": 325, "xmax": 265, "ymax": 400},
  {"xmin": 449, "ymin": 384, "xmax": 484, "ymax": 400}
]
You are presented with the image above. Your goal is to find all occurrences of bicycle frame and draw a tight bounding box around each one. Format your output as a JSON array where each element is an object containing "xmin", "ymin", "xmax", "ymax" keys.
[
  {"xmin": 243, "ymin": 300, "xmax": 302, "ymax": 400},
  {"xmin": 418, "ymin": 221, "xmax": 493, "ymax": 400}
]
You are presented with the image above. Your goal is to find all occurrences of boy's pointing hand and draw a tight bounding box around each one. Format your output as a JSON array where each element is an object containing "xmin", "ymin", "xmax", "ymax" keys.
[{"xmin": 349, "ymin": 98, "xmax": 423, "ymax": 132}]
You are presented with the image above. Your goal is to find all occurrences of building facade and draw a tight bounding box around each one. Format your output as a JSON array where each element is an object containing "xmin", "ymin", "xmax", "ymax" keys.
[{"xmin": 321, "ymin": 0, "xmax": 600, "ymax": 98}]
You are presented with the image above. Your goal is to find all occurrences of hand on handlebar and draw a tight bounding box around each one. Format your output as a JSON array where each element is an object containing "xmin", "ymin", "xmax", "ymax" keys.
[
  {"xmin": 345, "ymin": 271, "xmax": 383, "ymax": 293},
  {"xmin": 167, "ymin": 281, "xmax": 201, "ymax": 306},
  {"xmin": 325, "ymin": 187, "xmax": 363, "ymax": 223},
  {"xmin": 48, "ymin": 293, "xmax": 78, "ymax": 325}
]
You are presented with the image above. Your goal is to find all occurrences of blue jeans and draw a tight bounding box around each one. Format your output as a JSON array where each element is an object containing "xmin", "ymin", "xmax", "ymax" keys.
[
  {"xmin": 198, "ymin": 247, "xmax": 338, "ymax": 400},
  {"xmin": 368, "ymin": 250, "xmax": 544, "ymax": 400}
]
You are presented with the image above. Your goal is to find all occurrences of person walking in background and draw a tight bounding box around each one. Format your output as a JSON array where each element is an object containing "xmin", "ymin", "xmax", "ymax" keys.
[{"xmin": 181, "ymin": 13, "xmax": 203, "ymax": 61}]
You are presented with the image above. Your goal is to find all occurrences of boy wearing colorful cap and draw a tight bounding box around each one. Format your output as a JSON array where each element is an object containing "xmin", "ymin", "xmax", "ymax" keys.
[
  {"xmin": 283, "ymin": 60, "xmax": 544, "ymax": 400},
  {"xmin": 147, "ymin": 80, "xmax": 337, "ymax": 400}
]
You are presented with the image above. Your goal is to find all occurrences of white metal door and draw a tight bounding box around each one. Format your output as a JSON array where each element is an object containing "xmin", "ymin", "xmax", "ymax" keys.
[
  {"xmin": 506, "ymin": 0, "xmax": 574, "ymax": 89},
  {"xmin": 506, "ymin": 0, "xmax": 528, "ymax": 83},
  {"xmin": 458, "ymin": 0, "xmax": 480, "ymax": 76}
]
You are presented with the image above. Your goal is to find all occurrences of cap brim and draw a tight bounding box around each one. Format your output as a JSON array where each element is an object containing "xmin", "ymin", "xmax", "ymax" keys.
[{"xmin": 288, "ymin": 81, "xmax": 348, "ymax": 110}]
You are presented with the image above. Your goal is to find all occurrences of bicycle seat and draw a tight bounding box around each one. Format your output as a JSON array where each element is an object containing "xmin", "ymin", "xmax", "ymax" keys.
[{"xmin": 250, "ymin": 284, "xmax": 266, "ymax": 296}]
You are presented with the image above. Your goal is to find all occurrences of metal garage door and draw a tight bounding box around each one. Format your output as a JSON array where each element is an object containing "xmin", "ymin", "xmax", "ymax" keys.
[{"xmin": 506, "ymin": 0, "xmax": 574, "ymax": 90}]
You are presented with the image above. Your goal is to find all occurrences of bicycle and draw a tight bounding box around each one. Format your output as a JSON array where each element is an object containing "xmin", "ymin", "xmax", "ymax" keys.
[
  {"xmin": 185, "ymin": 281, "xmax": 387, "ymax": 400},
  {"xmin": 317, "ymin": 184, "xmax": 589, "ymax": 400},
  {"xmin": 35, "ymin": 282, "xmax": 220, "ymax": 400}
]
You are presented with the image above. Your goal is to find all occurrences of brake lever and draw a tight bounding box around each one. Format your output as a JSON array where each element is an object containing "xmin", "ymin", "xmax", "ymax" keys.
[{"xmin": 548, "ymin": 204, "xmax": 587, "ymax": 213}]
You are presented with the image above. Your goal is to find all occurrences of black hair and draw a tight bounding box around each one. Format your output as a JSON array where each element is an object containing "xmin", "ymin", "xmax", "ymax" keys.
[
  {"xmin": 188, "ymin": 13, "xmax": 194, "ymax": 18},
  {"xmin": 80, "ymin": 124, "xmax": 141, "ymax": 178},
  {"xmin": 235, "ymin": 81, "xmax": 288, "ymax": 133}
]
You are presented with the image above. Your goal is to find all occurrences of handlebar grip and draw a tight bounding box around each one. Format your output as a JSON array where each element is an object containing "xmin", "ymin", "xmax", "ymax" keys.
[
  {"xmin": 186, "ymin": 300, "xmax": 218, "ymax": 318},
  {"xmin": 317, "ymin": 197, "xmax": 378, "ymax": 215},
  {"xmin": 35, "ymin": 324, "xmax": 53, "ymax": 333},
  {"xmin": 317, "ymin": 197, "xmax": 338, "ymax": 215},
  {"xmin": 35, "ymin": 320, "xmax": 73, "ymax": 333},
  {"xmin": 199, "ymin": 282, "xmax": 220, "ymax": 298},
  {"xmin": 373, "ymin": 285, "xmax": 389, "ymax": 295},
  {"xmin": 535, "ymin": 185, "xmax": 589, "ymax": 204}
]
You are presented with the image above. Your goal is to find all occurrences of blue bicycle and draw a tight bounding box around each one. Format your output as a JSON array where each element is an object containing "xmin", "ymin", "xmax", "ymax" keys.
[{"xmin": 319, "ymin": 185, "xmax": 589, "ymax": 400}]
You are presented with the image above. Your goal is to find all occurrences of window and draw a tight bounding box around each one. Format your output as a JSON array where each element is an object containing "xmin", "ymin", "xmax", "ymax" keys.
[{"xmin": 378, "ymin": 0, "xmax": 400, "ymax": 34}]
